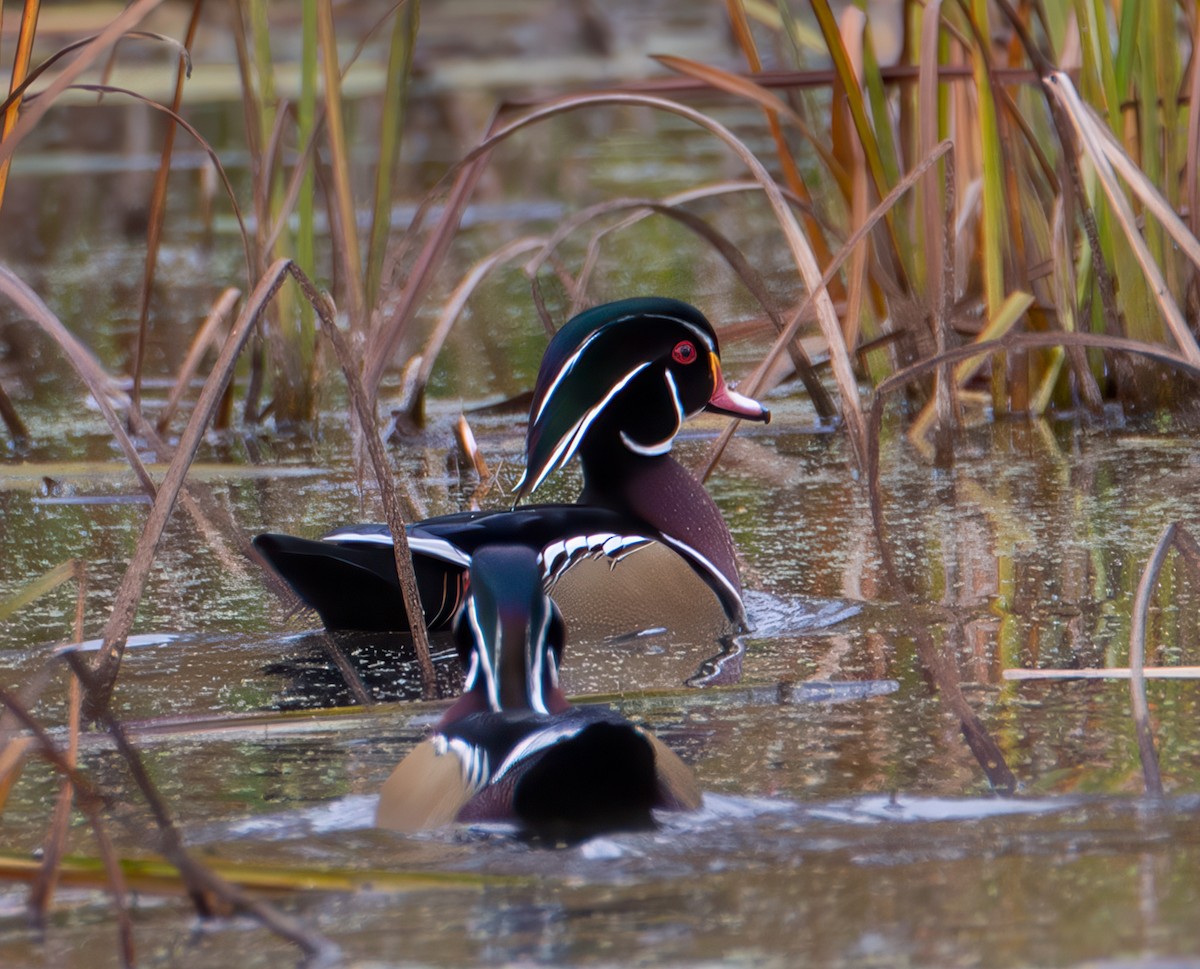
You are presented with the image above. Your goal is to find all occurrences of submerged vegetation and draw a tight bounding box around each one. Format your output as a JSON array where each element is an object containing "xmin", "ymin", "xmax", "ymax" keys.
[{"xmin": 3, "ymin": 0, "xmax": 1200, "ymax": 964}]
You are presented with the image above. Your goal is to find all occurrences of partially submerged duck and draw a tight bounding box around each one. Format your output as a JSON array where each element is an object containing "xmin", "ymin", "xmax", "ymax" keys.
[{"xmin": 374, "ymin": 545, "xmax": 702, "ymax": 838}]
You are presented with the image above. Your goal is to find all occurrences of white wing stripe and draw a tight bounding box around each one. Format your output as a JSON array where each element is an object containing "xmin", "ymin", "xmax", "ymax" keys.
[
  {"xmin": 492, "ymin": 721, "xmax": 586, "ymax": 782},
  {"xmin": 657, "ymin": 533, "xmax": 745, "ymax": 622},
  {"xmin": 537, "ymin": 532, "xmax": 654, "ymax": 582},
  {"xmin": 323, "ymin": 531, "xmax": 473, "ymax": 568}
]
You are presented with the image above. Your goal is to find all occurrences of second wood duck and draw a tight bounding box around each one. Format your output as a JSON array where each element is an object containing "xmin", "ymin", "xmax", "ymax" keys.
[
  {"xmin": 254, "ymin": 297, "xmax": 769, "ymax": 638},
  {"xmin": 374, "ymin": 545, "xmax": 702, "ymax": 837}
]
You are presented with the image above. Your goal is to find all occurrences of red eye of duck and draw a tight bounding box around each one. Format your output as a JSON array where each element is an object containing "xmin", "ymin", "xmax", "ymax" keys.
[{"xmin": 671, "ymin": 340, "xmax": 697, "ymax": 365}]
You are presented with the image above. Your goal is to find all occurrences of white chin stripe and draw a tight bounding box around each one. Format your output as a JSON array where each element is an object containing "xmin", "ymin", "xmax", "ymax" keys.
[
  {"xmin": 617, "ymin": 369, "xmax": 682, "ymax": 456},
  {"xmin": 620, "ymin": 429, "xmax": 674, "ymax": 456}
]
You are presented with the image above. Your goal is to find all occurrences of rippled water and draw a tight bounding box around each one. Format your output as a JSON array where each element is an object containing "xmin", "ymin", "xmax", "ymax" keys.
[{"xmin": 4, "ymin": 407, "xmax": 1200, "ymax": 967}]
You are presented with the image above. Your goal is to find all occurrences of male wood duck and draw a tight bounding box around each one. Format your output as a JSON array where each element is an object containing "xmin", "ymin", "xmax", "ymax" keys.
[
  {"xmin": 374, "ymin": 545, "xmax": 702, "ymax": 836},
  {"xmin": 253, "ymin": 297, "xmax": 769, "ymax": 638}
]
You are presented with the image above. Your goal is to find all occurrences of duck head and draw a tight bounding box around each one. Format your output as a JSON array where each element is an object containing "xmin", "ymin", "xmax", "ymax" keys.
[
  {"xmin": 514, "ymin": 297, "xmax": 770, "ymax": 503},
  {"xmin": 442, "ymin": 544, "xmax": 569, "ymax": 725}
]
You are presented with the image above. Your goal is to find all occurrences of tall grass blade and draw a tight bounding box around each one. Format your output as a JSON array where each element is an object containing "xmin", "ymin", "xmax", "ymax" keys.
[
  {"xmin": 67, "ymin": 653, "xmax": 340, "ymax": 961},
  {"xmin": 0, "ymin": 266, "xmax": 155, "ymax": 497},
  {"xmin": 836, "ymin": 7, "xmax": 870, "ymax": 353},
  {"xmin": 0, "ymin": 686, "xmax": 135, "ymax": 965},
  {"xmin": 246, "ymin": 0, "xmax": 277, "ymax": 155},
  {"xmin": 0, "ymin": 0, "xmax": 40, "ymax": 212},
  {"xmin": 28, "ymin": 663, "xmax": 82, "ymax": 927},
  {"xmin": 156, "ymin": 287, "xmax": 242, "ymax": 434},
  {"xmin": 1128, "ymin": 524, "xmax": 1173, "ymax": 798},
  {"xmin": 0, "ymin": 0, "xmax": 166, "ymax": 168},
  {"xmin": 1085, "ymin": 112, "xmax": 1200, "ymax": 275},
  {"xmin": 366, "ymin": 0, "xmax": 418, "ymax": 309},
  {"xmin": 0, "ymin": 380, "xmax": 28, "ymax": 444},
  {"xmin": 131, "ymin": 0, "xmax": 202, "ymax": 413},
  {"xmin": 717, "ymin": 2, "xmax": 838, "ymax": 270},
  {"xmin": 809, "ymin": 0, "xmax": 907, "ymax": 286},
  {"xmin": 908, "ymin": 289, "xmax": 1035, "ymax": 444},
  {"xmin": 702, "ymin": 140, "xmax": 954, "ymax": 480},
  {"xmin": 91, "ymin": 261, "xmax": 298, "ymax": 712},
  {"xmin": 0, "ymin": 851, "xmax": 522, "ymax": 894},
  {"xmin": 1047, "ymin": 72, "xmax": 1200, "ymax": 367},
  {"xmin": 297, "ymin": 0, "xmax": 318, "ymax": 337},
  {"xmin": 1072, "ymin": 0, "xmax": 1119, "ymax": 127},
  {"xmin": 296, "ymin": 271, "xmax": 436, "ymax": 693},
  {"xmin": 918, "ymin": 0, "xmax": 944, "ymax": 312},
  {"xmin": 1004, "ymin": 667, "xmax": 1200, "ymax": 681},
  {"xmin": 1188, "ymin": 10, "xmax": 1200, "ymax": 239},
  {"xmin": 0, "ymin": 737, "xmax": 32, "ymax": 814},
  {"xmin": 857, "ymin": 19, "xmax": 901, "ymax": 192},
  {"xmin": 960, "ymin": 1, "xmax": 1009, "ymax": 410},
  {"xmin": 317, "ymin": 0, "xmax": 364, "ymax": 324}
]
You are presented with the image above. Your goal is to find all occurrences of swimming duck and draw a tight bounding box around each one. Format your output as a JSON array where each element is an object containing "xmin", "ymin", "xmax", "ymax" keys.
[
  {"xmin": 374, "ymin": 544, "xmax": 702, "ymax": 836},
  {"xmin": 253, "ymin": 297, "xmax": 769, "ymax": 638}
]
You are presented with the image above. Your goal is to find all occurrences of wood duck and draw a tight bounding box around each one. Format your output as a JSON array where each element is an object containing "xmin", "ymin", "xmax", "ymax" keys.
[
  {"xmin": 374, "ymin": 545, "xmax": 702, "ymax": 836},
  {"xmin": 253, "ymin": 297, "xmax": 769, "ymax": 638}
]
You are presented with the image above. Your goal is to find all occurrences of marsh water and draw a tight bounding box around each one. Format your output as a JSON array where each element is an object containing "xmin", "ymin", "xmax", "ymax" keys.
[
  {"xmin": 3, "ymin": 5, "xmax": 1200, "ymax": 967},
  {"xmin": 4, "ymin": 401, "xmax": 1200, "ymax": 968}
]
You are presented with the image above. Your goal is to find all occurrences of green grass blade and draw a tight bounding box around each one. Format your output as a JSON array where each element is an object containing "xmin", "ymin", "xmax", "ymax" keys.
[
  {"xmin": 296, "ymin": 0, "xmax": 317, "ymax": 353},
  {"xmin": 366, "ymin": 0, "xmax": 419, "ymax": 309},
  {"xmin": 0, "ymin": 851, "xmax": 527, "ymax": 895},
  {"xmin": 967, "ymin": 0, "xmax": 1006, "ymax": 316},
  {"xmin": 808, "ymin": 0, "xmax": 908, "ymax": 288},
  {"xmin": 0, "ymin": 560, "xmax": 76, "ymax": 623},
  {"xmin": 1075, "ymin": 0, "xmax": 1120, "ymax": 127},
  {"xmin": 1111, "ymin": 0, "xmax": 1139, "ymax": 104},
  {"xmin": 317, "ymin": 0, "xmax": 365, "ymax": 324}
]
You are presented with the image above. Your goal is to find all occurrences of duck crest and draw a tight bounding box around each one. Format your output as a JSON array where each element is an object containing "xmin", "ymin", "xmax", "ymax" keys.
[{"xmin": 515, "ymin": 297, "xmax": 730, "ymax": 503}]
